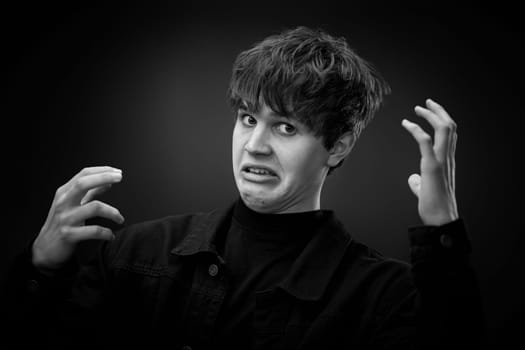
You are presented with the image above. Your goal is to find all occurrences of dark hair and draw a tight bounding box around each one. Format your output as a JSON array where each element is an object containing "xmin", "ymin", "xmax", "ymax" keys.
[{"xmin": 227, "ymin": 26, "xmax": 390, "ymax": 174}]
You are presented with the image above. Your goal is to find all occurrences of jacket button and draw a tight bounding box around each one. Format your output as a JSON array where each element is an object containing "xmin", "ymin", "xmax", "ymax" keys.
[
  {"xmin": 27, "ymin": 279, "xmax": 40, "ymax": 293},
  {"xmin": 440, "ymin": 234, "xmax": 453, "ymax": 248},
  {"xmin": 208, "ymin": 263, "xmax": 219, "ymax": 277}
]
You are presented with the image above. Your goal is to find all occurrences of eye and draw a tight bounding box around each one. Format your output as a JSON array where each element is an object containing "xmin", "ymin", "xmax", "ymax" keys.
[
  {"xmin": 240, "ymin": 114, "xmax": 257, "ymax": 127},
  {"xmin": 276, "ymin": 123, "xmax": 296, "ymax": 136}
]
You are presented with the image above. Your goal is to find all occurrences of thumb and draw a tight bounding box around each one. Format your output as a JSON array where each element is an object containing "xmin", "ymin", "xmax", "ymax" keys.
[{"xmin": 408, "ymin": 173, "xmax": 421, "ymax": 198}]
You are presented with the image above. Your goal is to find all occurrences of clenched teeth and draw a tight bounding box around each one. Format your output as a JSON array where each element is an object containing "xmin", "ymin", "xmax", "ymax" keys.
[{"xmin": 246, "ymin": 167, "xmax": 275, "ymax": 176}]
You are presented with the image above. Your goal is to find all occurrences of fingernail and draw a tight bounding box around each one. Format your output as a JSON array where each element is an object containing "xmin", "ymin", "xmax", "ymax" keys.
[{"xmin": 113, "ymin": 168, "xmax": 122, "ymax": 173}]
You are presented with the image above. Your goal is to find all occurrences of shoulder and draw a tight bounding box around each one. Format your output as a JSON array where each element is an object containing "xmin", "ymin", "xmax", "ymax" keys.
[
  {"xmin": 340, "ymin": 239, "xmax": 415, "ymax": 296},
  {"xmin": 349, "ymin": 240, "xmax": 410, "ymax": 271},
  {"xmin": 320, "ymin": 213, "xmax": 413, "ymax": 285},
  {"xmin": 104, "ymin": 205, "xmax": 231, "ymax": 266},
  {"xmin": 324, "ymin": 214, "xmax": 412, "ymax": 280},
  {"xmin": 317, "ymin": 213, "xmax": 415, "ymax": 298},
  {"xmin": 115, "ymin": 211, "xmax": 210, "ymax": 243}
]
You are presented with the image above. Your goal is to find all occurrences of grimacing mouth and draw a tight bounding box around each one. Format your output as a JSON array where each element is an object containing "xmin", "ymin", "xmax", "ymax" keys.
[{"xmin": 241, "ymin": 164, "xmax": 278, "ymax": 177}]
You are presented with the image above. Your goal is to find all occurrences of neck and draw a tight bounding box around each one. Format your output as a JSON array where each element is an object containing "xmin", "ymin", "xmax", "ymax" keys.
[{"xmin": 233, "ymin": 196, "xmax": 330, "ymax": 234}]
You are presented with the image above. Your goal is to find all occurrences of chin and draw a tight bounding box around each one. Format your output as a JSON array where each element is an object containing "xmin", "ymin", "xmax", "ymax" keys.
[{"xmin": 239, "ymin": 189, "xmax": 279, "ymax": 213}]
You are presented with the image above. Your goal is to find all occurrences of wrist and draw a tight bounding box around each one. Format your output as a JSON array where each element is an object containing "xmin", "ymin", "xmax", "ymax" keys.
[{"xmin": 421, "ymin": 213, "xmax": 459, "ymax": 226}]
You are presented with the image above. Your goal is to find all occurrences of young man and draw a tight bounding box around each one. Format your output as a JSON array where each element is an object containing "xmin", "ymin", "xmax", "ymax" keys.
[{"xmin": 7, "ymin": 27, "xmax": 482, "ymax": 349}]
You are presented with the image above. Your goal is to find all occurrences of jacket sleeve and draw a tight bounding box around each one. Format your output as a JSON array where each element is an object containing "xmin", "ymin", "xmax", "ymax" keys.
[
  {"xmin": 3, "ymin": 239, "xmax": 111, "ymax": 348},
  {"xmin": 367, "ymin": 219, "xmax": 485, "ymax": 349},
  {"xmin": 408, "ymin": 218, "xmax": 485, "ymax": 349}
]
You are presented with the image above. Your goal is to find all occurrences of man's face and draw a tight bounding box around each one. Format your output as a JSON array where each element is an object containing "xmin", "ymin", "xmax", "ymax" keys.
[{"xmin": 232, "ymin": 102, "xmax": 330, "ymax": 213}]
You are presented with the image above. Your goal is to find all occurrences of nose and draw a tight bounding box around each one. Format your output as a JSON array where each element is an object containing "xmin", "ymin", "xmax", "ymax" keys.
[{"xmin": 244, "ymin": 125, "xmax": 272, "ymax": 155}]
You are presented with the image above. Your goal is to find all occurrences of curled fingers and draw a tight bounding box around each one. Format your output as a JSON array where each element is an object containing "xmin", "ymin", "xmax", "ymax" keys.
[
  {"xmin": 60, "ymin": 225, "xmax": 115, "ymax": 243},
  {"xmin": 60, "ymin": 200, "xmax": 125, "ymax": 226}
]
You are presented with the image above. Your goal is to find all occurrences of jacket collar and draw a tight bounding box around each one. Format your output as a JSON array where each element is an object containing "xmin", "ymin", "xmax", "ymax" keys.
[
  {"xmin": 170, "ymin": 203, "xmax": 235, "ymax": 262},
  {"xmin": 170, "ymin": 200, "xmax": 352, "ymax": 301}
]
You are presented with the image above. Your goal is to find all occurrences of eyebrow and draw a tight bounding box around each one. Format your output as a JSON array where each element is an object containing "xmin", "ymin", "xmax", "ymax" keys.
[{"xmin": 238, "ymin": 103, "xmax": 290, "ymax": 120}]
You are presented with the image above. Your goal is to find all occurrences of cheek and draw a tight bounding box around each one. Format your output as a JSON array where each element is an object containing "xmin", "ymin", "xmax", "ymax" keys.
[
  {"xmin": 232, "ymin": 128, "xmax": 243, "ymax": 162},
  {"xmin": 281, "ymin": 144, "xmax": 326, "ymax": 178},
  {"xmin": 280, "ymin": 147, "xmax": 311, "ymax": 176},
  {"xmin": 232, "ymin": 137, "xmax": 238, "ymax": 156}
]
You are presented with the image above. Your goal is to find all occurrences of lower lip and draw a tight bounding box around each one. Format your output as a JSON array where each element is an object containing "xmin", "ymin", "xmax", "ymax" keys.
[{"xmin": 241, "ymin": 170, "xmax": 279, "ymax": 183}]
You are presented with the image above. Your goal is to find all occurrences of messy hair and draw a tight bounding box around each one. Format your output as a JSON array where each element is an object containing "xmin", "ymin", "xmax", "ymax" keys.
[{"xmin": 227, "ymin": 26, "xmax": 390, "ymax": 174}]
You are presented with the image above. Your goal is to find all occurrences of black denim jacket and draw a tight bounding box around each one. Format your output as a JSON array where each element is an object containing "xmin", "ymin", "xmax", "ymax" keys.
[{"xmin": 6, "ymin": 202, "xmax": 483, "ymax": 349}]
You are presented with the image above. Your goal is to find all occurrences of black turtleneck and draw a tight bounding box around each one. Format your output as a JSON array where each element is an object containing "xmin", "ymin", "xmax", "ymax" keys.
[{"xmin": 213, "ymin": 198, "xmax": 333, "ymax": 348}]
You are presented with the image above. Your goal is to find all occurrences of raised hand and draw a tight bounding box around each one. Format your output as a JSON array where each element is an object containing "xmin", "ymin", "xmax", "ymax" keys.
[
  {"xmin": 32, "ymin": 166, "xmax": 125, "ymax": 271},
  {"xmin": 401, "ymin": 99, "xmax": 459, "ymax": 226}
]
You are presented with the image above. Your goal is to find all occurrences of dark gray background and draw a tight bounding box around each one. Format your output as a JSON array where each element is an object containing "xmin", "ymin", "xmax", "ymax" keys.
[{"xmin": 3, "ymin": 2, "xmax": 522, "ymax": 347}]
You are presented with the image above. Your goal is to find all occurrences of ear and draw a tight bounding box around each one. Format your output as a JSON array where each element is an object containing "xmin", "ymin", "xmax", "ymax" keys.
[{"xmin": 326, "ymin": 132, "xmax": 355, "ymax": 168}]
